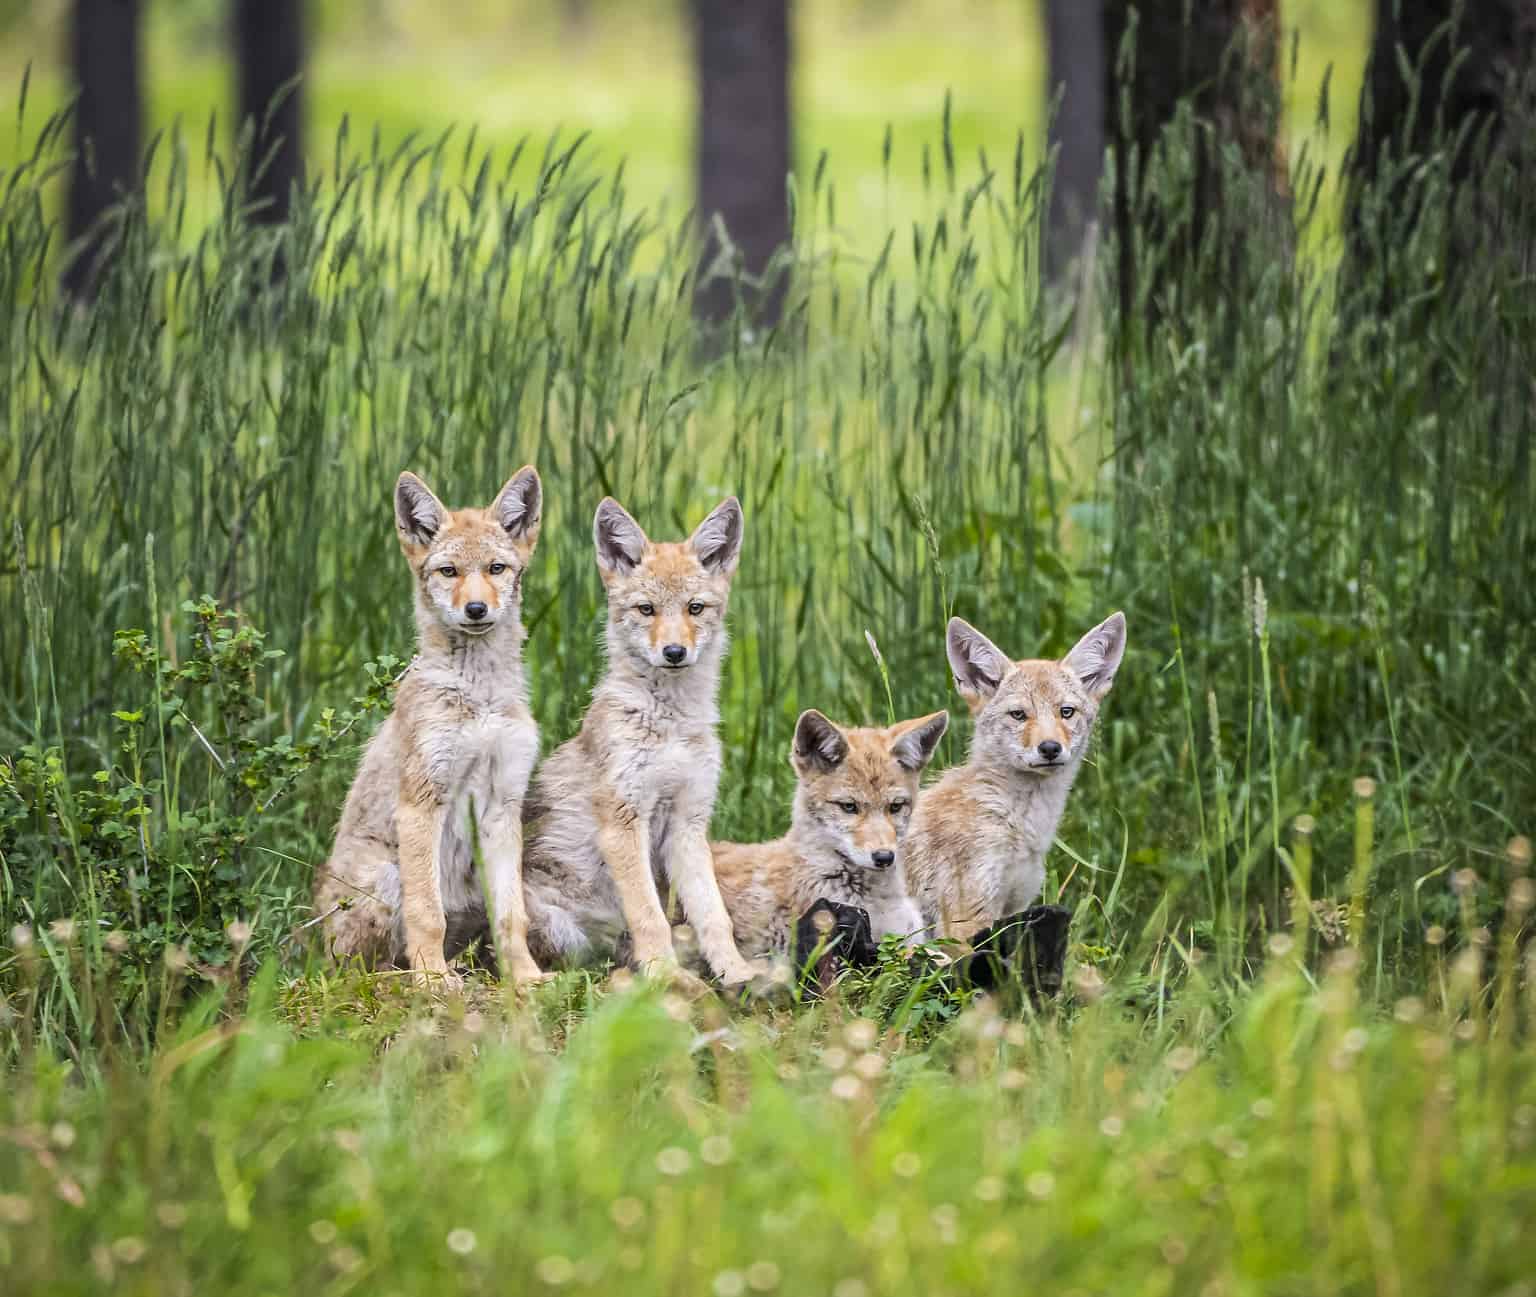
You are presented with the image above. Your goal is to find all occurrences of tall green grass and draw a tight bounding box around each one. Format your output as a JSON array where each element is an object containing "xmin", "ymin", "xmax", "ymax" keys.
[
  {"xmin": 4, "ymin": 68, "xmax": 1531, "ymax": 989},
  {"xmin": 1, "ymin": 31, "xmax": 1535, "ymax": 1297}
]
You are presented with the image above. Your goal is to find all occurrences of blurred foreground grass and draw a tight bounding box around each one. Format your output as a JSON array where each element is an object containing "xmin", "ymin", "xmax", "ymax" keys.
[{"xmin": 4, "ymin": 915, "xmax": 1536, "ymax": 1295}]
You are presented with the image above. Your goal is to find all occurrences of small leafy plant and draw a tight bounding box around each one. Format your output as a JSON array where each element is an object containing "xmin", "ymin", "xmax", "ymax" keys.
[{"xmin": 1, "ymin": 599, "xmax": 402, "ymax": 1009}]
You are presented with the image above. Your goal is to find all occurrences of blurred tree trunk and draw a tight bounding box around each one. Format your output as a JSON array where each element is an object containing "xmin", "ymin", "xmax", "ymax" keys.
[
  {"xmin": 691, "ymin": 0, "xmax": 793, "ymax": 332},
  {"xmin": 233, "ymin": 0, "xmax": 305, "ymax": 243},
  {"xmin": 1353, "ymin": 0, "xmax": 1532, "ymax": 186},
  {"xmin": 1043, "ymin": 0, "xmax": 1105, "ymax": 287},
  {"xmin": 64, "ymin": 0, "xmax": 143, "ymax": 301},
  {"xmin": 562, "ymin": 0, "xmax": 592, "ymax": 43},
  {"xmin": 1348, "ymin": 0, "xmax": 1536, "ymax": 272},
  {"xmin": 1103, "ymin": 1, "xmax": 1287, "ymax": 343}
]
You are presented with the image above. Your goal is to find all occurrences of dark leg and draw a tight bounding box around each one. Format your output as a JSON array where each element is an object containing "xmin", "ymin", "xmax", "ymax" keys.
[
  {"xmin": 792, "ymin": 899, "xmax": 879, "ymax": 997},
  {"xmin": 955, "ymin": 905, "xmax": 1073, "ymax": 1001}
]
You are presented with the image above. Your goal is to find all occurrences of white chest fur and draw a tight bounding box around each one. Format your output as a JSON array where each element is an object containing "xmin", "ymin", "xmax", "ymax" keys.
[
  {"xmin": 973, "ymin": 765, "xmax": 1078, "ymax": 917},
  {"xmin": 598, "ymin": 674, "xmax": 721, "ymax": 820},
  {"xmin": 864, "ymin": 884, "xmax": 924, "ymax": 943},
  {"xmin": 450, "ymin": 713, "xmax": 537, "ymax": 808}
]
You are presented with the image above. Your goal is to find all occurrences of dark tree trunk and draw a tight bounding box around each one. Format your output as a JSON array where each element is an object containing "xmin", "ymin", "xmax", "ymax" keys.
[
  {"xmin": 562, "ymin": 0, "xmax": 592, "ymax": 43},
  {"xmin": 1103, "ymin": 1, "xmax": 1287, "ymax": 344},
  {"xmin": 1348, "ymin": 0, "xmax": 1536, "ymax": 275},
  {"xmin": 1043, "ymin": 0, "xmax": 1105, "ymax": 287},
  {"xmin": 64, "ymin": 0, "xmax": 143, "ymax": 302},
  {"xmin": 691, "ymin": 0, "xmax": 793, "ymax": 331},
  {"xmin": 1353, "ymin": 0, "xmax": 1532, "ymax": 188},
  {"xmin": 233, "ymin": 0, "xmax": 306, "ymax": 232}
]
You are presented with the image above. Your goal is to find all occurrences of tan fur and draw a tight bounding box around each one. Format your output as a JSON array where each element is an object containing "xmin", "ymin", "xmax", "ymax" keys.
[
  {"xmin": 520, "ymin": 496, "xmax": 756, "ymax": 986},
  {"xmin": 712, "ymin": 709, "xmax": 949, "ymax": 959},
  {"xmin": 314, "ymin": 467, "xmax": 547, "ymax": 985},
  {"xmin": 904, "ymin": 612, "xmax": 1127, "ymax": 940}
]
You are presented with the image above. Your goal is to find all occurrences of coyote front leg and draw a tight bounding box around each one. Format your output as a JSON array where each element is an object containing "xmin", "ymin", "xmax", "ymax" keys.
[
  {"xmin": 480, "ymin": 801, "xmax": 547, "ymax": 985},
  {"xmin": 596, "ymin": 811, "xmax": 676, "ymax": 973},
  {"xmin": 396, "ymin": 797, "xmax": 452, "ymax": 982},
  {"xmin": 671, "ymin": 822, "xmax": 755, "ymax": 987}
]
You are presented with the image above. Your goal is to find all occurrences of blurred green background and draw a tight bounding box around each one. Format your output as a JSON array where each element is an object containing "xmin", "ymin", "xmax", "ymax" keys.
[{"xmin": 0, "ymin": 0, "xmax": 1372, "ymax": 255}]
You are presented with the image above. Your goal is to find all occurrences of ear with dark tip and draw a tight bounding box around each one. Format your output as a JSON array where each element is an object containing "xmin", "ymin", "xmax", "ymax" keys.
[
  {"xmin": 492, "ymin": 465, "xmax": 542, "ymax": 541},
  {"xmin": 946, "ymin": 618, "xmax": 1011, "ymax": 699},
  {"xmin": 890, "ymin": 710, "xmax": 950, "ymax": 771},
  {"xmin": 689, "ymin": 496, "xmax": 744, "ymax": 575},
  {"xmin": 792, "ymin": 709, "xmax": 848, "ymax": 772},
  {"xmin": 593, "ymin": 497, "xmax": 648, "ymax": 576},
  {"xmin": 395, "ymin": 472, "xmax": 447, "ymax": 547},
  {"xmin": 1063, "ymin": 611, "xmax": 1127, "ymax": 700}
]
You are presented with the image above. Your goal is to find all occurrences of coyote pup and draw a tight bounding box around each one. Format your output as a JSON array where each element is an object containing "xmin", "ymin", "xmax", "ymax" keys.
[
  {"xmin": 905, "ymin": 612, "xmax": 1126, "ymax": 940},
  {"xmin": 315, "ymin": 468, "xmax": 547, "ymax": 985},
  {"xmin": 520, "ymin": 496, "xmax": 756, "ymax": 986},
  {"xmin": 713, "ymin": 709, "xmax": 949, "ymax": 960}
]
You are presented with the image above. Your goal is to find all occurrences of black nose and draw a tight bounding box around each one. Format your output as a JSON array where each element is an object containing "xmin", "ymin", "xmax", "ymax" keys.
[
  {"xmin": 662, "ymin": 644, "xmax": 687, "ymax": 665},
  {"xmin": 465, "ymin": 602, "xmax": 488, "ymax": 621},
  {"xmin": 1038, "ymin": 740, "xmax": 1063, "ymax": 761},
  {"xmin": 871, "ymin": 850, "xmax": 895, "ymax": 868}
]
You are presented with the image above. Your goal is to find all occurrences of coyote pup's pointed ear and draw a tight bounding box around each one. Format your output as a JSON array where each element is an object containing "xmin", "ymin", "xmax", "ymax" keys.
[
  {"xmin": 493, "ymin": 465, "xmax": 542, "ymax": 542},
  {"xmin": 689, "ymin": 497, "xmax": 744, "ymax": 575},
  {"xmin": 395, "ymin": 472, "xmax": 447, "ymax": 549},
  {"xmin": 890, "ymin": 710, "xmax": 950, "ymax": 772},
  {"xmin": 792, "ymin": 710, "xmax": 848, "ymax": 773},
  {"xmin": 1064, "ymin": 611, "xmax": 1127, "ymax": 700},
  {"xmin": 947, "ymin": 618, "xmax": 1011, "ymax": 704},
  {"xmin": 594, "ymin": 497, "xmax": 648, "ymax": 579}
]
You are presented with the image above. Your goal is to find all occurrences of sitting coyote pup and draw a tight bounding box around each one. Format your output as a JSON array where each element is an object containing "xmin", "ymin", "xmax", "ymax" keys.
[
  {"xmin": 315, "ymin": 467, "xmax": 546, "ymax": 985},
  {"xmin": 520, "ymin": 496, "xmax": 757, "ymax": 987},
  {"xmin": 712, "ymin": 708, "xmax": 949, "ymax": 960},
  {"xmin": 905, "ymin": 612, "xmax": 1126, "ymax": 941}
]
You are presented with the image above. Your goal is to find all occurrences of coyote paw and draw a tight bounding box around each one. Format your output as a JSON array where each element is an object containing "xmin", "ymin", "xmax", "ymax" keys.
[
  {"xmin": 743, "ymin": 965, "xmax": 794, "ymax": 1005},
  {"xmin": 412, "ymin": 964, "xmax": 464, "ymax": 995},
  {"xmin": 510, "ymin": 968, "xmax": 556, "ymax": 989},
  {"xmin": 639, "ymin": 959, "xmax": 710, "ymax": 1000},
  {"xmin": 716, "ymin": 958, "xmax": 762, "ymax": 990}
]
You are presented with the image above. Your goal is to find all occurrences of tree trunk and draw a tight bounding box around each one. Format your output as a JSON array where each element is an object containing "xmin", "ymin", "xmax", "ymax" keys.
[
  {"xmin": 233, "ymin": 0, "xmax": 306, "ymax": 232},
  {"xmin": 1348, "ymin": 0, "xmax": 1536, "ymax": 275},
  {"xmin": 691, "ymin": 0, "xmax": 793, "ymax": 332},
  {"xmin": 1103, "ymin": 0, "xmax": 1287, "ymax": 343},
  {"xmin": 64, "ymin": 0, "xmax": 143, "ymax": 302},
  {"xmin": 1353, "ymin": 0, "xmax": 1532, "ymax": 186},
  {"xmin": 562, "ymin": 0, "xmax": 592, "ymax": 43},
  {"xmin": 1043, "ymin": 0, "xmax": 1105, "ymax": 287}
]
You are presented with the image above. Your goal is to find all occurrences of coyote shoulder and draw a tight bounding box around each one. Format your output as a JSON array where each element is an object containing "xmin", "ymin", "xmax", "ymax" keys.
[
  {"xmin": 315, "ymin": 468, "xmax": 547, "ymax": 984},
  {"xmin": 904, "ymin": 612, "xmax": 1126, "ymax": 941},
  {"xmin": 520, "ymin": 496, "xmax": 756, "ymax": 988},
  {"xmin": 713, "ymin": 708, "xmax": 948, "ymax": 959}
]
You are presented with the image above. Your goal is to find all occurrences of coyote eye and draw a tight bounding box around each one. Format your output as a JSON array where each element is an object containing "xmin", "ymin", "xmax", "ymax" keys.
[
  {"xmin": 687, "ymin": 600, "xmax": 705, "ymax": 616},
  {"xmin": 836, "ymin": 801, "xmax": 858, "ymax": 814},
  {"xmin": 438, "ymin": 565, "xmax": 458, "ymax": 578},
  {"xmin": 1008, "ymin": 709, "xmax": 1028, "ymax": 721},
  {"xmin": 489, "ymin": 562, "xmax": 507, "ymax": 575},
  {"xmin": 636, "ymin": 602, "xmax": 655, "ymax": 617},
  {"xmin": 1060, "ymin": 705, "xmax": 1076, "ymax": 719},
  {"xmin": 888, "ymin": 800, "xmax": 907, "ymax": 815}
]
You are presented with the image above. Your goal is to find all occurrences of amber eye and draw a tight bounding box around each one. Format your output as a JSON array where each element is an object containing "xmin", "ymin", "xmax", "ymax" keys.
[
  {"xmin": 688, "ymin": 600, "xmax": 705, "ymax": 616},
  {"xmin": 438, "ymin": 565, "xmax": 458, "ymax": 578},
  {"xmin": 636, "ymin": 602, "xmax": 655, "ymax": 616},
  {"xmin": 837, "ymin": 801, "xmax": 858, "ymax": 814},
  {"xmin": 1060, "ymin": 706, "xmax": 1076, "ymax": 719},
  {"xmin": 888, "ymin": 801, "xmax": 908, "ymax": 815},
  {"xmin": 1008, "ymin": 709, "xmax": 1028, "ymax": 721},
  {"xmin": 489, "ymin": 562, "xmax": 507, "ymax": 575}
]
